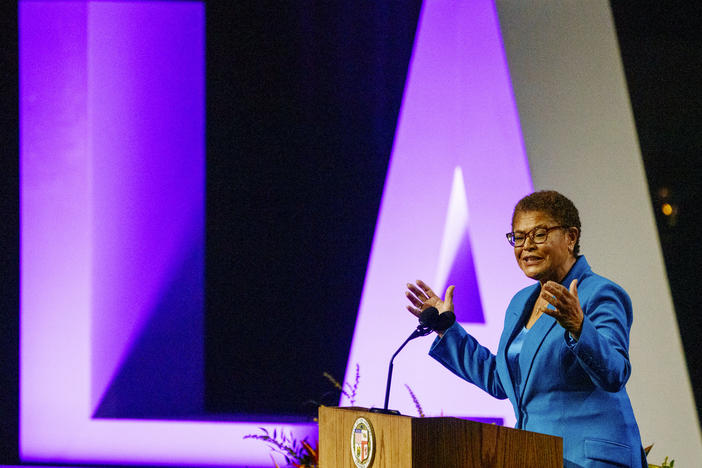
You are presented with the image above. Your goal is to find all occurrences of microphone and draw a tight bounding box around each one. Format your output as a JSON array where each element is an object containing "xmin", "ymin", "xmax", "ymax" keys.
[
  {"xmin": 419, "ymin": 306, "xmax": 456, "ymax": 333},
  {"xmin": 370, "ymin": 307, "xmax": 454, "ymax": 415}
]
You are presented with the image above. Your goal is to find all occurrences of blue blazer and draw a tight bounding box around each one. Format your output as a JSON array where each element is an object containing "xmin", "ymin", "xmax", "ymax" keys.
[{"xmin": 430, "ymin": 256, "xmax": 645, "ymax": 468}]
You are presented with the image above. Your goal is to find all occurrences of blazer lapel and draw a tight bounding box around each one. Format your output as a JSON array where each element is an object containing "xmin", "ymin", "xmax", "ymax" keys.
[
  {"xmin": 497, "ymin": 285, "xmax": 540, "ymax": 407},
  {"xmin": 504, "ymin": 257, "xmax": 591, "ymax": 408},
  {"xmin": 517, "ymin": 310, "xmax": 558, "ymax": 404}
]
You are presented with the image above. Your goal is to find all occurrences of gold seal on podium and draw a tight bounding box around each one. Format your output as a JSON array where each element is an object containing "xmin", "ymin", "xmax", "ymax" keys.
[{"xmin": 350, "ymin": 417, "xmax": 375, "ymax": 468}]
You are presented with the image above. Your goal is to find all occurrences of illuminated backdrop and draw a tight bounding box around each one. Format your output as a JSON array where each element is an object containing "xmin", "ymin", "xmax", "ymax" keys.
[
  {"xmin": 21, "ymin": 0, "xmax": 531, "ymax": 465},
  {"xmin": 342, "ymin": 0, "xmax": 532, "ymax": 425},
  {"xmin": 20, "ymin": 1, "xmax": 315, "ymax": 466}
]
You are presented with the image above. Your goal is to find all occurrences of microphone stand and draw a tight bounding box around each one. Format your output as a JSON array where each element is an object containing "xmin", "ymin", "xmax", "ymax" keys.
[{"xmin": 370, "ymin": 324, "xmax": 432, "ymax": 415}]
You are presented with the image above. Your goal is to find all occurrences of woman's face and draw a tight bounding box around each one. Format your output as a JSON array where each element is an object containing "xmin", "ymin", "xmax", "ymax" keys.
[{"xmin": 512, "ymin": 210, "xmax": 577, "ymax": 284}]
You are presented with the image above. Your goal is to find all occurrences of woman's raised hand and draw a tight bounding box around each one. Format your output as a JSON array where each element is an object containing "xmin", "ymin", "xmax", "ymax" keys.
[
  {"xmin": 405, "ymin": 280, "xmax": 455, "ymax": 318},
  {"xmin": 541, "ymin": 279, "xmax": 584, "ymax": 339}
]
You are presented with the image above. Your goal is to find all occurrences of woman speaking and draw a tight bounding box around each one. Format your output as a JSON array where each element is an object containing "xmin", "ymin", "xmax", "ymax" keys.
[{"xmin": 406, "ymin": 191, "xmax": 646, "ymax": 468}]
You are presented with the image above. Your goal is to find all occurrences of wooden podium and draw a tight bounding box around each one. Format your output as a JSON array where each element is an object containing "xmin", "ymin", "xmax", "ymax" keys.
[{"xmin": 319, "ymin": 406, "xmax": 562, "ymax": 468}]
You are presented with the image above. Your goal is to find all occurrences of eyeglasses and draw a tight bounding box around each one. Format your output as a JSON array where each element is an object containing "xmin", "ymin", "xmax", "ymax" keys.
[{"xmin": 506, "ymin": 226, "xmax": 566, "ymax": 247}]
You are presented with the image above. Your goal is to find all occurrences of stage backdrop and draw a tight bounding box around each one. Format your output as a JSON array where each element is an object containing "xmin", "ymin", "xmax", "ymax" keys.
[{"xmin": 18, "ymin": 0, "xmax": 701, "ymax": 466}]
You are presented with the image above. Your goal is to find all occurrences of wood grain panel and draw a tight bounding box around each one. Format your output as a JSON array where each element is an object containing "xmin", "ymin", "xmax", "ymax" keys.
[{"xmin": 319, "ymin": 406, "xmax": 562, "ymax": 468}]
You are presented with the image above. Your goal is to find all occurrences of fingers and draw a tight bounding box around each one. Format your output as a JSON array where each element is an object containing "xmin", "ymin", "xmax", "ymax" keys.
[
  {"xmin": 406, "ymin": 280, "xmax": 456, "ymax": 317},
  {"xmin": 406, "ymin": 280, "xmax": 432, "ymax": 315},
  {"xmin": 542, "ymin": 281, "xmax": 568, "ymax": 299},
  {"xmin": 540, "ymin": 291, "xmax": 559, "ymax": 310},
  {"xmin": 542, "ymin": 281, "xmax": 571, "ymax": 306},
  {"xmin": 417, "ymin": 279, "xmax": 437, "ymax": 298},
  {"xmin": 540, "ymin": 305, "xmax": 559, "ymax": 320},
  {"xmin": 406, "ymin": 305, "xmax": 421, "ymax": 318},
  {"xmin": 407, "ymin": 283, "xmax": 430, "ymax": 302},
  {"xmin": 445, "ymin": 285, "xmax": 455, "ymax": 310},
  {"xmin": 540, "ymin": 280, "xmax": 583, "ymax": 336},
  {"xmin": 540, "ymin": 294, "xmax": 567, "ymax": 322},
  {"xmin": 569, "ymin": 278, "xmax": 578, "ymax": 297},
  {"xmin": 405, "ymin": 290, "xmax": 425, "ymax": 309}
]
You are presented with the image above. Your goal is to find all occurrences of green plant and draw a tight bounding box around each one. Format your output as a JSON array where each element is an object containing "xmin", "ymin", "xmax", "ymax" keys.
[
  {"xmin": 645, "ymin": 443, "xmax": 675, "ymax": 467},
  {"xmin": 244, "ymin": 428, "xmax": 318, "ymax": 468},
  {"xmin": 323, "ymin": 363, "xmax": 359, "ymax": 405},
  {"xmin": 244, "ymin": 364, "xmax": 360, "ymax": 467}
]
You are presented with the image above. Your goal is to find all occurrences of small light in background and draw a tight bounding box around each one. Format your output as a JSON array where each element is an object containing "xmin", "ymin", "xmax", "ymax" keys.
[{"xmin": 655, "ymin": 186, "xmax": 678, "ymax": 227}]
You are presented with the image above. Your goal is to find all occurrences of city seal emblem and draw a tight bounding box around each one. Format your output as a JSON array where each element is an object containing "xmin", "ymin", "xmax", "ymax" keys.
[{"xmin": 350, "ymin": 417, "xmax": 375, "ymax": 468}]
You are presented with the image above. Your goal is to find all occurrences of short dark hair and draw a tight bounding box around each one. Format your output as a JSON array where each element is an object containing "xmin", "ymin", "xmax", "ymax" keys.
[{"xmin": 512, "ymin": 190, "xmax": 581, "ymax": 256}]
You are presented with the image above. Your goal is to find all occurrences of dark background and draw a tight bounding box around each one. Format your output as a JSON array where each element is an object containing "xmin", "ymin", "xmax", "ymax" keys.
[
  {"xmin": 205, "ymin": 0, "xmax": 422, "ymax": 417},
  {"xmin": 610, "ymin": 2, "xmax": 702, "ymax": 412},
  {"xmin": 1, "ymin": 0, "xmax": 701, "ymax": 464}
]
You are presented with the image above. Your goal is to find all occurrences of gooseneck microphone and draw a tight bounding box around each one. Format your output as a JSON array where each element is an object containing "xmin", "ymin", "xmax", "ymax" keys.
[
  {"xmin": 418, "ymin": 306, "xmax": 456, "ymax": 334},
  {"xmin": 370, "ymin": 307, "xmax": 456, "ymax": 415}
]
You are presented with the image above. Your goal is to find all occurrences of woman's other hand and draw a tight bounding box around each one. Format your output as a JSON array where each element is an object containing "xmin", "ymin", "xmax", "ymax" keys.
[
  {"xmin": 541, "ymin": 279, "xmax": 584, "ymax": 339},
  {"xmin": 406, "ymin": 280, "xmax": 455, "ymax": 318}
]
